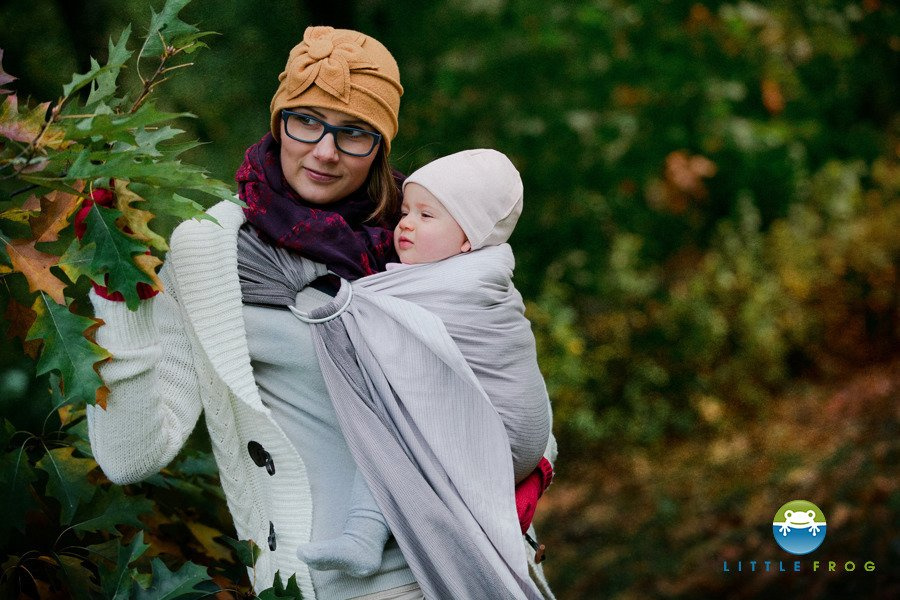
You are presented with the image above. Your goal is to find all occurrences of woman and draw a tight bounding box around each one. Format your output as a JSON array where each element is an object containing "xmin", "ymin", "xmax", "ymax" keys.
[{"xmin": 86, "ymin": 26, "xmax": 553, "ymax": 600}]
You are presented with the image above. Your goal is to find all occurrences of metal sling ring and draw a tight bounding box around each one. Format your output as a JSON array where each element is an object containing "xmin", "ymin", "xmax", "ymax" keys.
[{"xmin": 288, "ymin": 279, "xmax": 353, "ymax": 324}]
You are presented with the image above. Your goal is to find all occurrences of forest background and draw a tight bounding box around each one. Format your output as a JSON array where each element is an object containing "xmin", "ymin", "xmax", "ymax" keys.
[{"xmin": 0, "ymin": 0, "xmax": 897, "ymax": 598}]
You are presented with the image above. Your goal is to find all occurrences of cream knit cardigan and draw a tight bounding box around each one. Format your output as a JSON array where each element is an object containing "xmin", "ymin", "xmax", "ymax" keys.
[
  {"xmin": 87, "ymin": 200, "xmax": 557, "ymax": 598},
  {"xmin": 88, "ymin": 201, "xmax": 322, "ymax": 596}
]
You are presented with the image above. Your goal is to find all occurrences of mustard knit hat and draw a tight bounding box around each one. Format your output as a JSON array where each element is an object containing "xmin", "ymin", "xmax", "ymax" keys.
[
  {"xmin": 270, "ymin": 26, "xmax": 404, "ymax": 153},
  {"xmin": 403, "ymin": 149, "xmax": 524, "ymax": 250}
]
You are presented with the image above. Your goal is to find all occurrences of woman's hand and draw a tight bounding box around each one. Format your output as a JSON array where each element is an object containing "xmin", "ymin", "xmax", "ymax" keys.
[
  {"xmin": 73, "ymin": 184, "xmax": 158, "ymax": 302},
  {"xmin": 515, "ymin": 456, "xmax": 554, "ymax": 534}
]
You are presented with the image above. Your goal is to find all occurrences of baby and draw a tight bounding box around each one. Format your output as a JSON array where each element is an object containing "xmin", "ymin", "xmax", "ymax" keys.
[{"xmin": 296, "ymin": 149, "xmax": 551, "ymax": 576}]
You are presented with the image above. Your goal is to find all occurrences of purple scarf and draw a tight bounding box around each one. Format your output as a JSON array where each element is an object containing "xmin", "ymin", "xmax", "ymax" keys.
[{"xmin": 236, "ymin": 133, "xmax": 398, "ymax": 280}]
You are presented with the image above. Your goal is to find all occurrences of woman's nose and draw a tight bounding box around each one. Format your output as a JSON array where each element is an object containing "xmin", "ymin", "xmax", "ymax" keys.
[{"xmin": 312, "ymin": 132, "xmax": 339, "ymax": 162}]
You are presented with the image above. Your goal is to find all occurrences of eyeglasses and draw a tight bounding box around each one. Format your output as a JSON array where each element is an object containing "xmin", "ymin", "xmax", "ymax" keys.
[{"xmin": 281, "ymin": 110, "xmax": 382, "ymax": 157}]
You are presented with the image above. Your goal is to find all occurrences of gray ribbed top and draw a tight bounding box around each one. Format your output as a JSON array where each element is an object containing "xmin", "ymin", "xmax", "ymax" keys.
[{"xmin": 243, "ymin": 296, "xmax": 415, "ymax": 600}]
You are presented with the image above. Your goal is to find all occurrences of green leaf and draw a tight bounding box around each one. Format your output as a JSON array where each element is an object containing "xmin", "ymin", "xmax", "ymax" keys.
[
  {"xmin": 0, "ymin": 419, "xmax": 16, "ymax": 448},
  {"xmin": 65, "ymin": 416, "xmax": 94, "ymax": 458},
  {"xmin": 62, "ymin": 57, "xmax": 104, "ymax": 99},
  {"xmin": 0, "ymin": 244, "xmax": 10, "ymax": 272},
  {"xmin": 134, "ymin": 125, "xmax": 185, "ymax": 157},
  {"xmin": 154, "ymin": 137, "xmax": 206, "ymax": 159},
  {"xmin": 58, "ymin": 239, "xmax": 101, "ymax": 285},
  {"xmin": 257, "ymin": 572, "xmax": 304, "ymax": 600},
  {"xmin": 179, "ymin": 37, "xmax": 214, "ymax": 55},
  {"xmin": 132, "ymin": 558, "xmax": 216, "ymax": 600},
  {"xmin": 132, "ymin": 185, "xmax": 217, "ymax": 222},
  {"xmin": 221, "ymin": 536, "xmax": 261, "ymax": 568},
  {"xmin": 9, "ymin": 175, "xmax": 85, "ymax": 198},
  {"xmin": 59, "ymin": 554, "xmax": 101, "ymax": 600},
  {"xmin": 141, "ymin": 0, "xmax": 200, "ymax": 58},
  {"xmin": 35, "ymin": 446, "xmax": 96, "ymax": 524},
  {"xmin": 98, "ymin": 532, "xmax": 150, "ymax": 600},
  {"xmin": 67, "ymin": 148, "xmax": 235, "ymax": 203},
  {"xmin": 79, "ymin": 204, "xmax": 155, "ymax": 309},
  {"xmin": 26, "ymin": 293, "xmax": 111, "ymax": 404},
  {"xmin": 61, "ymin": 24, "xmax": 132, "ymax": 103},
  {"xmin": 86, "ymin": 25, "xmax": 134, "ymax": 108},
  {"xmin": 72, "ymin": 485, "xmax": 154, "ymax": 533},
  {"xmin": 64, "ymin": 103, "xmax": 191, "ymax": 144},
  {"xmin": 0, "ymin": 445, "xmax": 38, "ymax": 538},
  {"xmin": 86, "ymin": 538, "xmax": 121, "ymax": 563}
]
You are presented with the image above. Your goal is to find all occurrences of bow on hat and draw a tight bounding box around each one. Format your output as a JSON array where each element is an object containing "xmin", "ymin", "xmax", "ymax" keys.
[{"xmin": 283, "ymin": 26, "xmax": 378, "ymax": 103}]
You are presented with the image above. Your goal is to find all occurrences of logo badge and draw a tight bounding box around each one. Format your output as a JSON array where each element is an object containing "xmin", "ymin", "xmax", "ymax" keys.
[{"xmin": 773, "ymin": 500, "xmax": 826, "ymax": 555}]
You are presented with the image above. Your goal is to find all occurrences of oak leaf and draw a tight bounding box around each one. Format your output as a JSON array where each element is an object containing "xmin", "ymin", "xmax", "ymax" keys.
[
  {"xmin": 132, "ymin": 558, "xmax": 214, "ymax": 600},
  {"xmin": 35, "ymin": 446, "xmax": 97, "ymax": 525},
  {"xmin": 114, "ymin": 179, "xmax": 168, "ymax": 250},
  {"xmin": 58, "ymin": 239, "xmax": 101, "ymax": 285},
  {"xmin": 79, "ymin": 203, "xmax": 157, "ymax": 309},
  {"xmin": 0, "ymin": 94, "xmax": 69, "ymax": 150},
  {"xmin": 134, "ymin": 252, "xmax": 164, "ymax": 291},
  {"xmin": 97, "ymin": 533, "xmax": 149, "ymax": 600},
  {"xmin": 221, "ymin": 537, "xmax": 261, "ymax": 568},
  {"xmin": 4, "ymin": 298, "xmax": 40, "ymax": 359},
  {"xmin": 82, "ymin": 315, "xmax": 111, "ymax": 409},
  {"xmin": 185, "ymin": 521, "xmax": 233, "ymax": 562},
  {"xmin": 29, "ymin": 186, "xmax": 83, "ymax": 243},
  {"xmin": 258, "ymin": 572, "xmax": 304, "ymax": 600},
  {"xmin": 4, "ymin": 237, "xmax": 67, "ymax": 304},
  {"xmin": 0, "ymin": 446, "xmax": 38, "ymax": 536},
  {"xmin": 72, "ymin": 486, "xmax": 153, "ymax": 534},
  {"xmin": 58, "ymin": 554, "xmax": 102, "ymax": 598},
  {"xmin": 23, "ymin": 194, "xmax": 41, "ymax": 210},
  {"xmin": 0, "ymin": 205, "xmax": 38, "ymax": 224},
  {"xmin": 26, "ymin": 293, "xmax": 112, "ymax": 406}
]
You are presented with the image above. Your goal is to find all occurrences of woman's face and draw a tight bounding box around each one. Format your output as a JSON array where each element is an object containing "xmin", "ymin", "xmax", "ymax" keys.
[{"xmin": 279, "ymin": 106, "xmax": 379, "ymax": 205}]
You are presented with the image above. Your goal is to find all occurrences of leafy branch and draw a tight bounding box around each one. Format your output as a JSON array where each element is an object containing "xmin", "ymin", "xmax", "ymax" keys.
[
  {"xmin": 0, "ymin": 3, "xmax": 263, "ymax": 597},
  {"xmin": 1, "ymin": 0, "xmax": 236, "ymax": 408}
]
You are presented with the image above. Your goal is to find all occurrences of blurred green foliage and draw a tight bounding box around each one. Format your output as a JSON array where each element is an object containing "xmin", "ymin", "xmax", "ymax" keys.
[{"xmin": 1, "ymin": 0, "xmax": 897, "ymax": 598}]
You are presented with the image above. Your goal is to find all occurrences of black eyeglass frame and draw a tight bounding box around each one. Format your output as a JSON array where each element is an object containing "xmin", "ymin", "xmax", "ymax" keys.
[{"xmin": 280, "ymin": 110, "xmax": 383, "ymax": 157}]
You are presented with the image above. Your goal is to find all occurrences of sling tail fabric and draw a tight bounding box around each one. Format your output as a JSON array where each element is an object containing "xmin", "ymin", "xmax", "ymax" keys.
[{"xmin": 304, "ymin": 247, "xmax": 547, "ymax": 599}]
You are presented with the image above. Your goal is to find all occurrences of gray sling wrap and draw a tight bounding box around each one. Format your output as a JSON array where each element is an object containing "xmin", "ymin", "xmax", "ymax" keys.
[
  {"xmin": 238, "ymin": 226, "xmax": 549, "ymax": 599},
  {"xmin": 237, "ymin": 224, "xmax": 328, "ymax": 305}
]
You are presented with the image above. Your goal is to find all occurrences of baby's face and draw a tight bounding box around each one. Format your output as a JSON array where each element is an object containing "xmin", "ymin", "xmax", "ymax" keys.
[{"xmin": 395, "ymin": 183, "xmax": 470, "ymax": 264}]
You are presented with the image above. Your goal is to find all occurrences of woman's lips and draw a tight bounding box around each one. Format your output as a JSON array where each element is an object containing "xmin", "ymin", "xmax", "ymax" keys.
[{"xmin": 303, "ymin": 167, "xmax": 339, "ymax": 183}]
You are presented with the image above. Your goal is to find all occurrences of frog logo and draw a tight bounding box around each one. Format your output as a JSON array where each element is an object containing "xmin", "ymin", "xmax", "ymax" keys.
[{"xmin": 772, "ymin": 500, "xmax": 827, "ymax": 555}]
